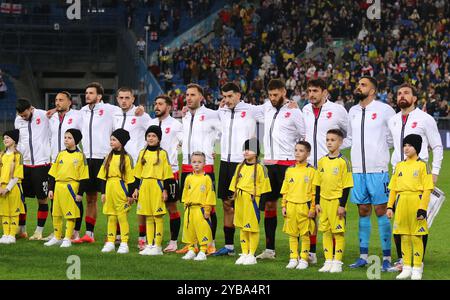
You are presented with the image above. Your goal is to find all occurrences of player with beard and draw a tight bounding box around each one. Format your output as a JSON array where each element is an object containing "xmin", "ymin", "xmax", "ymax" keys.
[
  {"xmin": 147, "ymin": 95, "xmax": 183, "ymax": 252},
  {"xmin": 387, "ymin": 83, "xmax": 443, "ymax": 272},
  {"xmin": 345, "ymin": 77, "xmax": 396, "ymax": 271}
]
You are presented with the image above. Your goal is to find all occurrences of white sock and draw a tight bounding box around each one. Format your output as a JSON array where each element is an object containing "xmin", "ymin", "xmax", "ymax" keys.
[
  {"xmin": 383, "ymin": 256, "xmax": 391, "ymax": 262},
  {"xmin": 138, "ymin": 236, "xmax": 146, "ymax": 242},
  {"xmin": 360, "ymin": 254, "xmax": 368, "ymax": 260},
  {"xmin": 86, "ymin": 231, "xmax": 94, "ymax": 238},
  {"xmin": 116, "ymin": 235, "xmax": 121, "ymax": 240},
  {"xmin": 20, "ymin": 225, "xmax": 26, "ymax": 232},
  {"xmin": 225, "ymin": 244, "xmax": 234, "ymax": 250},
  {"xmin": 169, "ymin": 240, "xmax": 177, "ymax": 245}
]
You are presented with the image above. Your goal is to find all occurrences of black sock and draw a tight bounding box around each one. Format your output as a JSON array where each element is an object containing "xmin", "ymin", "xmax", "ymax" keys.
[
  {"xmin": 170, "ymin": 213, "xmax": 181, "ymax": 241},
  {"xmin": 116, "ymin": 223, "xmax": 121, "ymax": 236},
  {"xmin": 37, "ymin": 203, "xmax": 49, "ymax": 227},
  {"xmin": 19, "ymin": 203, "xmax": 27, "ymax": 226},
  {"xmin": 264, "ymin": 215, "xmax": 277, "ymax": 250},
  {"xmin": 422, "ymin": 234, "xmax": 428, "ymax": 259},
  {"xmin": 224, "ymin": 226, "xmax": 235, "ymax": 245},
  {"xmin": 211, "ymin": 211, "xmax": 217, "ymax": 240},
  {"xmin": 75, "ymin": 201, "xmax": 83, "ymax": 231},
  {"xmin": 394, "ymin": 234, "xmax": 402, "ymax": 259}
]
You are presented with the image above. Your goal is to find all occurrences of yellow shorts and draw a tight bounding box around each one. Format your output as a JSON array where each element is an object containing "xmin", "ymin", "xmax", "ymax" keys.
[
  {"xmin": 233, "ymin": 190, "xmax": 261, "ymax": 233},
  {"xmin": 103, "ymin": 178, "xmax": 131, "ymax": 216},
  {"xmin": 182, "ymin": 206, "xmax": 212, "ymax": 246},
  {"xmin": 53, "ymin": 181, "xmax": 80, "ymax": 219},
  {"xmin": 283, "ymin": 201, "xmax": 315, "ymax": 237},
  {"xmin": 136, "ymin": 178, "xmax": 166, "ymax": 216},
  {"xmin": 0, "ymin": 183, "xmax": 25, "ymax": 216},
  {"xmin": 393, "ymin": 191, "xmax": 428, "ymax": 235},
  {"xmin": 318, "ymin": 198, "xmax": 345, "ymax": 233}
]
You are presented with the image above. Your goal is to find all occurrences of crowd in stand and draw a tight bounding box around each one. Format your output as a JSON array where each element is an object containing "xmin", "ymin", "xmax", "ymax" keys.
[
  {"xmin": 0, "ymin": 69, "xmax": 8, "ymax": 99},
  {"xmin": 144, "ymin": 0, "xmax": 449, "ymax": 118}
]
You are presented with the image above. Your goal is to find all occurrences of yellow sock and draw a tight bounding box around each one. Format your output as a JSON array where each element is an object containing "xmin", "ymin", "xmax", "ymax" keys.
[
  {"xmin": 188, "ymin": 244, "xmax": 196, "ymax": 251},
  {"xmin": 107, "ymin": 215, "xmax": 118, "ymax": 243},
  {"xmin": 323, "ymin": 231, "xmax": 333, "ymax": 261},
  {"xmin": 154, "ymin": 216, "xmax": 163, "ymax": 247},
  {"xmin": 401, "ymin": 235, "xmax": 412, "ymax": 267},
  {"xmin": 53, "ymin": 216, "xmax": 63, "ymax": 240},
  {"xmin": 10, "ymin": 216, "xmax": 19, "ymax": 237},
  {"xmin": 412, "ymin": 235, "xmax": 424, "ymax": 268},
  {"xmin": 240, "ymin": 230, "xmax": 249, "ymax": 254},
  {"xmin": 334, "ymin": 233, "xmax": 345, "ymax": 262},
  {"xmin": 117, "ymin": 213, "xmax": 129, "ymax": 243},
  {"xmin": 249, "ymin": 231, "xmax": 259, "ymax": 255},
  {"xmin": 3, "ymin": 217, "xmax": 10, "ymax": 235},
  {"xmin": 146, "ymin": 216, "xmax": 155, "ymax": 246},
  {"xmin": 289, "ymin": 235, "xmax": 299, "ymax": 259},
  {"xmin": 64, "ymin": 219, "xmax": 75, "ymax": 240},
  {"xmin": 200, "ymin": 245, "xmax": 207, "ymax": 253},
  {"xmin": 300, "ymin": 234, "xmax": 310, "ymax": 261}
]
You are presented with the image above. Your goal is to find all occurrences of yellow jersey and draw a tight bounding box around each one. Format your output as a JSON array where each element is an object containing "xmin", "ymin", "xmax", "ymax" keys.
[
  {"xmin": 229, "ymin": 162, "xmax": 271, "ymax": 196},
  {"xmin": 388, "ymin": 158, "xmax": 433, "ymax": 193},
  {"xmin": 97, "ymin": 153, "xmax": 135, "ymax": 184},
  {"xmin": 313, "ymin": 154, "xmax": 353, "ymax": 200},
  {"xmin": 48, "ymin": 149, "xmax": 89, "ymax": 182},
  {"xmin": 181, "ymin": 173, "xmax": 216, "ymax": 207},
  {"xmin": 280, "ymin": 162, "xmax": 317, "ymax": 206},
  {"xmin": 0, "ymin": 151, "xmax": 23, "ymax": 184},
  {"xmin": 134, "ymin": 147, "xmax": 173, "ymax": 181}
]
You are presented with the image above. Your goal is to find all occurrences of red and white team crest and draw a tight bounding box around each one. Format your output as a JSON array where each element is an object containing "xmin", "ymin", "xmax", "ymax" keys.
[
  {"xmin": 67, "ymin": 118, "xmax": 73, "ymax": 125},
  {"xmin": 131, "ymin": 118, "xmax": 136, "ymax": 125},
  {"xmin": 411, "ymin": 122, "xmax": 417, "ymax": 128},
  {"xmin": 241, "ymin": 111, "xmax": 246, "ymax": 118},
  {"xmin": 371, "ymin": 113, "xmax": 377, "ymax": 120},
  {"xmin": 98, "ymin": 109, "xmax": 104, "ymax": 116},
  {"xmin": 36, "ymin": 118, "xmax": 41, "ymax": 125},
  {"xmin": 199, "ymin": 115, "xmax": 205, "ymax": 121},
  {"xmin": 326, "ymin": 112, "xmax": 332, "ymax": 119},
  {"xmin": 284, "ymin": 112, "xmax": 291, "ymax": 118},
  {"xmin": 165, "ymin": 127, "xmax": 171, "ymax": 134}
]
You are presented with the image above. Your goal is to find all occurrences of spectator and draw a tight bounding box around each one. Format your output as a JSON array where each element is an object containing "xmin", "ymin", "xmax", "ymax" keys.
[{"xmin": 136, "ymin": 37, "xmax": 146, "ymax": 58}]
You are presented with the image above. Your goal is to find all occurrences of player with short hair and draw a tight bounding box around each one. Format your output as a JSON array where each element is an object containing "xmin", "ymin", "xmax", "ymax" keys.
[
  {"xmin": 148, "ymin": 95, "xmax": 183, "ymax": 253},
  {"xmin": 387, "ymin": 82, "xmax": 443, "ymax": 272},
  {"xmin": 281, "ymin": 141, "xmax": 317, "ymax": 270},
  {"xmin": 387, "ymin": 134, "xmax": 433, "ymax": 280},
  {"xmin": 301, "ymin": 78, "xmax": 348, "ymax": 263},
  {"xmin": 15, "ymin": 98, "xmax": 51, "ymax": 240},
  {"xmin": 314, "ymin": 129, "xmax": 353, "ymax": 273},
  {"xmin": 346, "ymin": 77, "xmax": 396, "ymax": 271}
]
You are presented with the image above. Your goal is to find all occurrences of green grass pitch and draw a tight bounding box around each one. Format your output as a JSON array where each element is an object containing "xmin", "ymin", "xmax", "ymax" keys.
[{"xmin": 0, "ymin": 145, "xmax": 449, "ymax": 280}]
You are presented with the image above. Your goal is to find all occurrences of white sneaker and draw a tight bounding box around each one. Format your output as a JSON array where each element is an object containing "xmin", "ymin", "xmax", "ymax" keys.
[
  {"xmin": 194, "ymin": 251, "xmax": 207, "ymax": 261},
  {"xmin": 182, "ymin": 250, "xmax": 197, "ymax": 260},
  {"xmin": 60, "ymin": 238, "xmax": 72, "ymax": 248},
  {"xmin": 296, "ymin": 259, "xmax": 309, "ymax": 270},
  {"xmin": 43, "ymin": 232, "xmax": 55, "ymax": 241},
  {"xmin": 148, "ymin": 246, "xmax": 163, "ymax": 256},
  {"xmin": 163, "ymin": 240, "xmax": 178, "ymax": 252},
  {"xmin": 256, "ymin": 249, "xmax": 276, "ymax": 260},
  {"xmin": 411, "ymin": 267, "xmax": 422, "ymax": 280},
  {"xmin": 235, "ymin": 254, "xmax": 248, "ymax": 265},
  {"xmin": 139, "ymin": 245, "xmax": 154, "ymax": 256},
  {"xmin": 286, "ymin": 259, "xmax": 299, "ymax": 269},
  {"xmin": 396, "ymin": 266, "xmax": 412, "ymax": 279},
  {"xmin": 243, "ymin": 254, "xmax": 257, "ymax": 265},
  {"xmin": 7, "ymin": 235, "xmax": 16, "ymax": 244},
  {"xmin": 308, "ymin": 252, "xmax": 317, "ymax": 264},
  {"xmin": 0, "ymin": 235, "xmax": 9, "ymax": 244},
  {"xmin": 44, "ymin": 237, "xmax": 62, "ymax": 247},
  {"xmin": 101, "ymin": 242, "xmax": 115, "ymax": 253},
  {"xmin": 330, "ymin": 260, "xmax": 343, "ymax": 273},
  {"xmin": 319, "ymin": 260, "xmax": 333, "ymax": 272},
  {"xmin": 117, "ymin": 243, "xmax": 129, "ymax": 254}
]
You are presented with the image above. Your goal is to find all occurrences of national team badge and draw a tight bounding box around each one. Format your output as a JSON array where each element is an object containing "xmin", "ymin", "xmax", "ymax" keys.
[
  {"xmin": 36, "ymin": 118, "xmax": 41, "ymax": 125},
  {"xmin": 200, "ymin": 184, "xmax": 206, "ymax": 192},
  {"xmin": 131, "ymin": 118, "xmax": 136, "ymax": 125},
  {"xmin": 68, "ymin": 118, "xmax": 73, "ymax": 124},
  {"xmin": 371, "ymin": 113, "xmax": 377, "ymax": 120},
  {"xmin": 284, "ymin": 112, "xmax": 291, "ymax": 118},
  {"xmin": 241, "ymin": 111, "xmax": 246, "ymax": 118},
  {"xmin": 333, "ymin": 167, "xmax": 339, "ymax": 175},
  {"xmin": 165, "ymin": 127, "xmax": 171, "ymax": 134},
  {"xmin": 413, "ymin": 170, "xmax": 419, "ymax": 177},
  {"xmin": 304, "ymin": 176, "xmax": 309, "ymax": 183},
  {"xmin": 199, "ymin": 115, "xmax": 205, "ymax": 121},
  {"xmin": 99, "ymin": 109, "xmax": 104, "ymax": 116},
  {"xmin": 73, "ymin": 159, "xmax": 79, "ymax": 166},
  {"xmin": 327, "ymin": 112, "xmax": 332, "ymax": 119},
  {"xmin": 411, "ymin": 122, "xmax": 417, "ymax": 128}
]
